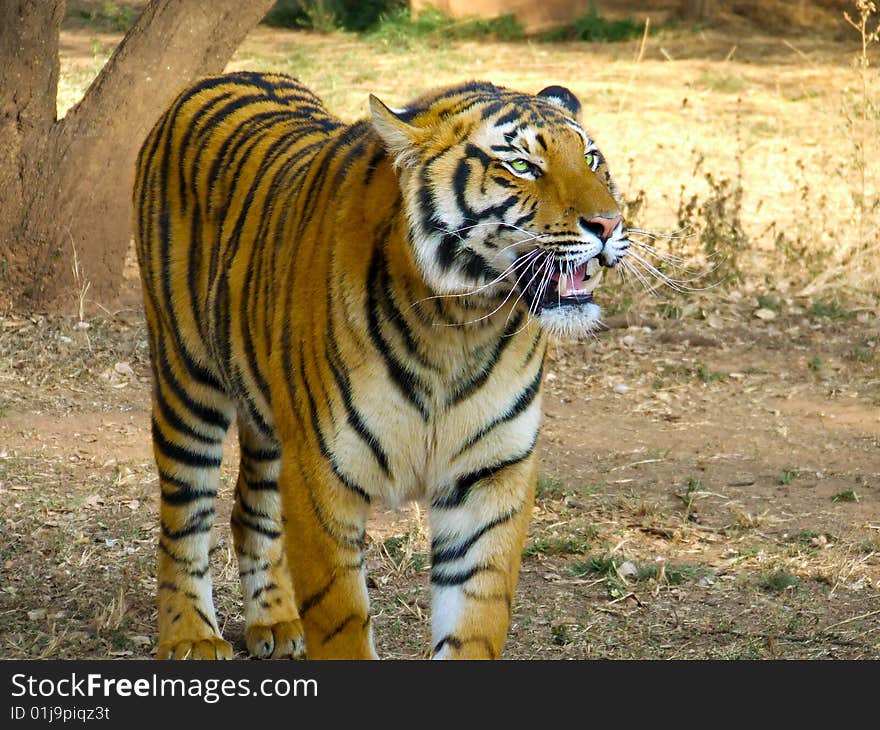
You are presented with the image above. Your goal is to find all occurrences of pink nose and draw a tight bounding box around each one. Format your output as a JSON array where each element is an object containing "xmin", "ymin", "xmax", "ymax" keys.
[{"xmin": 581, "ymin": 214, "xmax": 622, "ymax": 241}]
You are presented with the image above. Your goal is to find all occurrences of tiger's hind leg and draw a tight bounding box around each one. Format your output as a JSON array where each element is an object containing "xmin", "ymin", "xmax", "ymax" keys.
[
  {"xmin": 152, "ymin": 365, "xmax": 235, "ymax": 660},
  {"xmin": 232, "ymin": 419, "xmax": 305, "ymax": 659},
  {"xmin": 279, "ymin": 451, "xmax": 376, "ymax": 659}
]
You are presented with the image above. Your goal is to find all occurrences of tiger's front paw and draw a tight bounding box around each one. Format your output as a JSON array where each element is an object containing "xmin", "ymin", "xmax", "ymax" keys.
[
  {"xmin": 157, "ymin": 636, "xmax": 233, "ymax": 660},
  {"xmin": 246, "ymin": 620, "xmax": 306, "ymax": 659}
]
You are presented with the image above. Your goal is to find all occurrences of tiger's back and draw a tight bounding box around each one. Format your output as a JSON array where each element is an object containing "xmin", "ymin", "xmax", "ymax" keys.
[{"xmin": 134, "ymin": 71, "xmax": 629, "ymax": 659}]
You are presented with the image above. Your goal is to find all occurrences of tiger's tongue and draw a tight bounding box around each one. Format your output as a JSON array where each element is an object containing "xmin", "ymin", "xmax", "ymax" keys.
[{"xmin": 552, "ymin": 262, "xmax": 591, "ymax": 297}]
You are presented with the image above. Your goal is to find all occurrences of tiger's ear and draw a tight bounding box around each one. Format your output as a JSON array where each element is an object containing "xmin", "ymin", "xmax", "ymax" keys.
[
  {"xmin": 369, "ymin": 95, "xmax": 420, "ymax": 168},
  {"xmin": 537, "ymin": 85, "xmax": 582, "ymax": 120}
]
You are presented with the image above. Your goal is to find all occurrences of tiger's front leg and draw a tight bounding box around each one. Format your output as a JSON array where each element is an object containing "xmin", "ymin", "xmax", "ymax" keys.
[{"xmin": 429, "ymin": 454, "xmax": 536, "ymax": 659}]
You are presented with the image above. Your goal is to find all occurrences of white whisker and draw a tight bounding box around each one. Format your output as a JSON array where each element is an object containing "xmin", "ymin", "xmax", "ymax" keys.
[
  {"xmin": 628, "ymin": 250, "xmax": 718, "ymax": 292},
  {"xmin": 447, "ymin": 251, "xmax": 549, "ymax": 327}
]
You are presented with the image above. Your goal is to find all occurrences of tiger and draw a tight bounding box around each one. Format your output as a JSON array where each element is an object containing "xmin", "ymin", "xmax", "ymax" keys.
[{"xmin": 133, "ymin": 70, "xmax": 629, "ymax": 660}]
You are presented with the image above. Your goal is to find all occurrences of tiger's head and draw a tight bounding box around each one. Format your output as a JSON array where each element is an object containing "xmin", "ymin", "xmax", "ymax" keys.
[{"xmin": 370, "ymin": 81, "xmax": 629, "ymax": 338}]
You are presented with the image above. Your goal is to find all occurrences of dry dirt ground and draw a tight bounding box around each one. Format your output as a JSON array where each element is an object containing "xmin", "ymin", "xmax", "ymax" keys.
[
  {"xmin": 1, "ymin": 298, "xmax": 878, "ymax": 659},
  {"xmin": 2, "ymin": 19, "xmax": 879, "ymax": 659}
]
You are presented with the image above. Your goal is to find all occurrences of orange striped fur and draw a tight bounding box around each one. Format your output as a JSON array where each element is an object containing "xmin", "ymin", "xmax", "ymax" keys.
[{"xmin": 133, "ymin": 72, "xmax": 628, "ymax": 659}]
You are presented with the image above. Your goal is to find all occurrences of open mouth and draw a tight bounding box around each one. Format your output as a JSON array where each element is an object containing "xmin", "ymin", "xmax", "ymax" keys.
[{"xmin": 519, "ymin": 256, "xmax": 604, "ymax": 310}]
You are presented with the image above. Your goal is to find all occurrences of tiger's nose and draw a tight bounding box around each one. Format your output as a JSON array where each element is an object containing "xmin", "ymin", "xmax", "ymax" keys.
[{"xmin": 580, "ymin": 214, "xmax": 622, "ymax": 242}]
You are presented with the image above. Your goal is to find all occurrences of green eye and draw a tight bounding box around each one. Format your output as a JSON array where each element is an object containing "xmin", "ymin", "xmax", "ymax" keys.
[
  {"xmin": 510, "ymin": 158, "xmax": 531, "ymax": 174},
  {"xmin": 585, "ymin": 151, "xmax": 599, "ymax": 170}
]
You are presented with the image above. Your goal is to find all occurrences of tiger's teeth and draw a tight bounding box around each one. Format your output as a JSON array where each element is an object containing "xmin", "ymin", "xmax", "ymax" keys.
[
  {"xmin": 558, "ymin": 273, "xmax": 567, "ymax": 291},
  {"xmin": 586, "ymin": 257, "xmax": 600, "ymax": 277},
  {"xmin": 582, "ymin": 268, "xmax": 603, "ymax": 293}
]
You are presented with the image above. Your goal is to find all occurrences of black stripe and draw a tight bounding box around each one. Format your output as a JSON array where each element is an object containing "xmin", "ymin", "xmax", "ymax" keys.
[
  {"xmin": 322, "ymin": 613, "xmax": 367, "ymax": 645},
  {"xmin": 186, "ymin": 564, "xmax": 210, "ymax": 579},
  {"xmin": 298, "ymin": 575, "xmax": 337, "ymax": 617},
  {"xmin": 446, "ymin": 310, "xmax": 524, "ymax": 406},
  {"xmin": 155, "ymin": 333, "xmax": 231, "ymax": 431},
  {"xmin": 235, "ymin": 494, "xmax": 273, "ymax": 520},
  {"xmin": 454, "ymin": 361, "xmax": 543, "ymax": 456},
  {"xmin": 430, "ymin": 564, "xmax": 491, "ymax": 587},
  {"xmin": 245, "ymin": 479, "xmax": 279, "ymax": 492},
  {"xmin": 156, "ymin": 101, "xmax": 225, "ymax": 394},
  {"xmin": 325, "ymin": 340, "xmax": 392, "ymax": 478},
  {"xmin": 377, "ymin": 253, "xmax": 436, "ymax": 372},
  {"xmin": 230, "ymin": 513, "xmax": 282, "ymax": 540},
  {"xmin": 301, "ymin": 464, "xmax": 367, "ymax": 550},
  {"xmin": 299, "ymin": 351, "xmax": 372, "ymax": 503},
  {"xmin": 178, "ymin": 90, "xmax": 234, "ymax": 215},
  {"xmin": 363, "ymin": 146, "xmax": 387, "ymax": 186},
  {"xmin": 433, "ymin": 635, "xmax": 462, "ymax": 654},
  {"xmin": 431, "ymin": 509, "xmax": 518, "ymax": 565},
  {"xmin": 459, "ymin": 248, "xmax": 499, "ymax": 282},
  {"xmin": 433, "ymin": 439, "xmax": 536, "ymax": 509},
  {"xmin": 241, "ymin": 443, "xmax": 281, "ymax": 462},
  {"xmin": 158, "ymin": 539, "xmax": 193, "ymax": 565},
  {"xmin": 251, "ymin": 583, "xmax": 277, "ymax": 600},
  {"xmin": 154, "ymin": 382, "xmax": 219, "ymax": 446},
  {"xmin": 365, "ymin": 247, "xmax": 431, "ymax": 421},
  {"xmin": 160, "ymin": 481, "xmax": 217, "ymax": 506},
  {"xmin": 152, "ymin": 420, "xmax": 222, "ymax": 468},
  {"xmin": 493, "ymin": 108, "xmax": 520, "ymax": 127},
  {"xmin": 161, "ymin": 507, "xmax": 214, "ymax": 540},
  {"xmin": 194, "ymin": 607, "xmax": 217, "ymax": 632}
]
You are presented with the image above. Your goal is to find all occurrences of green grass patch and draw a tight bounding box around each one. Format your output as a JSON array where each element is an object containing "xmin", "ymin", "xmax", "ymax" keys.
[
  {"xmin": 757, "ymin": 571, "xmax": 800, "ymax": 593},
  {"xmin": 536, "ymin": 475, "xmax": 566, "ymax": 499},
  {"xmin": 542, "ymin": 3, "xmax": 644, "ymax": 43},
  {"xmin": 831, "ymin": 490, "xmax": 860, "ymax": 503},
  {"xmin": 368, "ymin": 8, "xmax": 523, "ymax": 45},
  {"xmin": 697, "ymin": 364, "xmax": 728, "ymax": 383},
  {"xmin": 779, "ymin": 468, "xmax": 799, "ymax": 485},
  {"xmin": 382, "ymin": 534, "xmax": 408, "ymax": 560},
  {"xmin": 850, "ymin": 344, "xmax": 874, "ymax": 362},
  {"xmin": 565, "ymin": 554, "xmax": 711, "ymax": 593},
  {"xmin": 523, "ymin": 535, "xmax": 593, "ymax": 558},
  {"xmin": 811, "ymin": 299, "xmax": 851, "ymax": 319},
  {"xmin": 697, "ymin": 72, "xmax": 747, "ymax": 94},
  {"xmin": 67, "ymin": 2, "xmax": 138, "ymax": 32},
  {"xmin": 550, "ymin": 624, "xmax": 574, "ymax": 646},
  {"xmin": 756, "ymin": 294, "xmax": 781, "ymax": 311},
  {"xmin": 264, "ymin": 0, "xmax": 405, "ymax": 33}
]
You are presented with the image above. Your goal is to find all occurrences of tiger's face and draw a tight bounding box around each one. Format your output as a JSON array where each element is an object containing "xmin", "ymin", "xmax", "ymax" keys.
[{"xmin": 370, "ymin": 82, "xmax": 629, "ymax": 337}]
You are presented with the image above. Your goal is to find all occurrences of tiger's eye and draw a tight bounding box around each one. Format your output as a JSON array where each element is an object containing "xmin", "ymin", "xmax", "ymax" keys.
[
  {"xmin": 510, "ymin": 159, "xmax": 530, "ymax": 173},
  {"xmin": 585, "ymin": 152, "xmax": 598, "ymax": 170}
]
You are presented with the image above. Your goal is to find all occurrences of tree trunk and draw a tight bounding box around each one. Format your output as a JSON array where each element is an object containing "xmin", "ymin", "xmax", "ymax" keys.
[{"xmin": 0, "ymin": 0, "xmax": 276, "ymax": 312}]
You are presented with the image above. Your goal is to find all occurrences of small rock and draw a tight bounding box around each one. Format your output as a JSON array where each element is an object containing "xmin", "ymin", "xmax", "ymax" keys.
[
  {"xmin": 754, "ymin": 308, "xmax": 777, "ymax": 320},
  {"xmin": 612, "ymin": 383, "xmax": 629, "ymax": 394},
  {"xmin": 617, "ymin": 561, "xmax": 638, "ymax": 578},
  {"xmin": 27, "ymin": 609, "xmax": 47, "ymax": 621},
  {"xmin": 698, "ymin": 575, "xmax": 716, "ymax": 588},
  {"xmin": 114, "ymin": 361, "xmax": 134, "ymax": 377}
]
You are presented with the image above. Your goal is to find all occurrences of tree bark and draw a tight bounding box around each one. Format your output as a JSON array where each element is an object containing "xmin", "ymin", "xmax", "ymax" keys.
[
  {"xmin": 0, "ymin": 0, "xmax": 276, "ymax": 312},
  {"xmin": 0, "ymin": 0, "xmax": 65, "ymax": 309}
]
